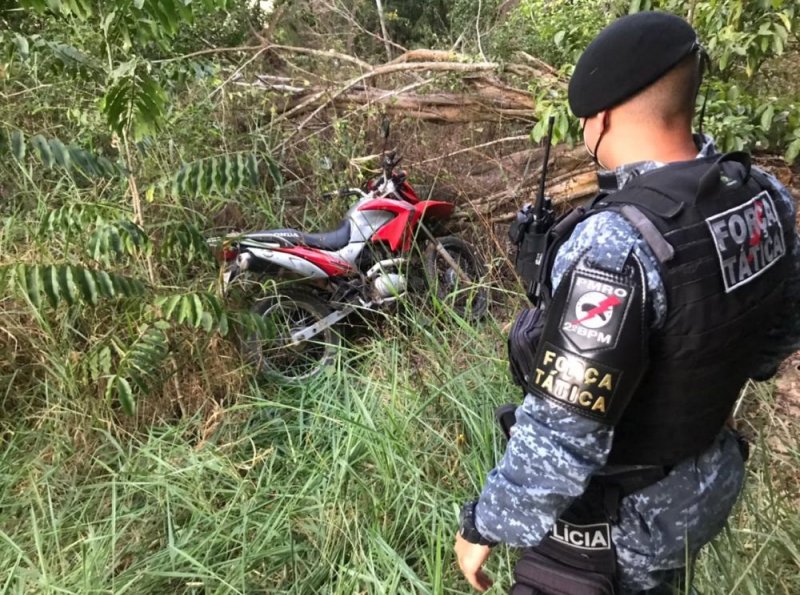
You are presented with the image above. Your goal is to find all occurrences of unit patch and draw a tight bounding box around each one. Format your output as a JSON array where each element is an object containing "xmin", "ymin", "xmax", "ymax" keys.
[
  {"xmin": 560, "ymin": 273, "xmax": 632, "ymax": 351},
  {"xmin": 549, "ymin": 520, "xmax": 611, "ymax": 551},
  {"xmin": 530, "ymin": 342, "xmax": 620, "ymax": 418},
  {"xmin": 706, "ymin": 191, "xmax": 786, "ymax": 293}
]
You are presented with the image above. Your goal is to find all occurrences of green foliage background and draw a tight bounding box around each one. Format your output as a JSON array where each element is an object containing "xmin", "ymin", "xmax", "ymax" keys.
[
  {"xmin": 491, "ymin": 0, "xmax": 800, "ymax": 158},
  {"xmin": 1, "ymin": 1, "xmax": 798, "ymax": 593}
]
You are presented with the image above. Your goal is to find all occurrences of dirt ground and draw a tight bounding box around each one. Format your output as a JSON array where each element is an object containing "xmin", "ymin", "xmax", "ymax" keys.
[
  {"xmin": 746, "ymin": 157, "xmax": 800, "ymax": 454},
  {"xmin": 776, "ymin": 162, "xmax": 800, "ymax": 430}
]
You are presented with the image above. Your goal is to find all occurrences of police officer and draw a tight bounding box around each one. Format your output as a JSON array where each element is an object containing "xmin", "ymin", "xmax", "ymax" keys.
[{"xmin": 454, "ymin": 12, "xmax": 800, "ymax": 594}]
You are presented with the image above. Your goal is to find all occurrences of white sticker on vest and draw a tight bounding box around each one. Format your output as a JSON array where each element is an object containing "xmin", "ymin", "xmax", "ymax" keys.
[
  {"xmin": 706, "ymin": 191, "xmax": 786, "ymax": 293},
  {"xmin": 549, "ymin": 520, "xmax": 611, "ymax": 551}
]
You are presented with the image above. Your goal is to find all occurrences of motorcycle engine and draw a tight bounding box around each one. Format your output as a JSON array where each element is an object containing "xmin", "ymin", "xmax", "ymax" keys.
[{"xmin": 373, "ymin": 273, "xmax": 406, "ymax": 300}]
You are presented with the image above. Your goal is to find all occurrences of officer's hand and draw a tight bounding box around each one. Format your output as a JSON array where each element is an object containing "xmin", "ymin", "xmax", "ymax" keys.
[{"xmin": 454, "ymin": 533, "xmax": 493, "ymax": 592}]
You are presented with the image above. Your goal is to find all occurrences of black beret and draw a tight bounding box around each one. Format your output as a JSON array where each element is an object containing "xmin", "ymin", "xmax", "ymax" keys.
[{"xmin": 568, "ymin": 12, "xmax": 699, "ymax": 117}]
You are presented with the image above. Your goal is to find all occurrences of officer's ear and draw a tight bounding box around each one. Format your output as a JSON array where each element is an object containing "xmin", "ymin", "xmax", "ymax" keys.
[
  {"xmin": 597, "ymin": 111, "xmax": 610, "ymax": 133},
  {"xmin": 582, "ymin": 111, "xmax": 610, "ymax": 144}
]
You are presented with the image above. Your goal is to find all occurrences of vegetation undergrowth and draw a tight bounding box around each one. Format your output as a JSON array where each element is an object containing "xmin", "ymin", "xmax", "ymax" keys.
[{"xmin": 2, "ymin": 314, "xmax": 799, "ymax": 593}]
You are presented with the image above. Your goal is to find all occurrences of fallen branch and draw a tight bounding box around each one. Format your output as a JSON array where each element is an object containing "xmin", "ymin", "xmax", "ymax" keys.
[
  {"xmin": 412, "ymin": 135, "xmax": 530, "ymax": 166},
  {"xmin": 273, "ymin": 77, "xmax": 439, "ymax": 154},
  {"xmin": 514, "ymin": 51, "xmax": 564, "ymax": 80},
  {"xmin": 389, "ymin": 49, "xmax": 462, "ymax": 64},
  {"xmin": 463, "ymin": 75, "xmax": 535, "ymax": 109},
  {"xmin": 267, "ymin": 44, "xmax": 374, "ymax": 71},
  {"xmin": 247, "ymin": 71, "xmax": 537, "ymax": 124},
  {"xmin": 331, "ymin": 87, "xmax": 536, "ymax": 122},
  {"xmin": 277, "ymin": 60, "xmax": 505, "ymax": 127},
  {"xmin": 449, "ymin": 156, "xmax": 596, "ymax": 222},
  {"xmin": 153, "ymin": 44, "xmax": 264, "ymax": 64}
]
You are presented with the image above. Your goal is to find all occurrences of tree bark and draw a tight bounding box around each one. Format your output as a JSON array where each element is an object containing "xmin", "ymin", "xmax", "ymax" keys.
[
  {"xmin": 245, "ymin": 74, "xmax": 537, "ymax": 123},
  {"xmin": 374, "ymin": 0, "xmax": 393, "ymax": 62}
]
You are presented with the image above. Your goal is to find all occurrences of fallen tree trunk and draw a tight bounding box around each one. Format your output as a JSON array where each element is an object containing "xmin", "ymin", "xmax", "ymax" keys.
[
  {"xmin": 247, "ymin": 72, "xmax": 537, "ymax": 123},
  {"xmin": 234, "ymin": 45, "xmax": 592, "ymax": 222},
  {"xmin": 234, "ymin": 46, "xmax": 560, "ymax": 126},
  {"xmin": 330, "ymin": 87, "xmax": 535, "ymax": 123},
  {"xmin": 416, "ymin": 144, "xmax": 596, "ymax": 221},
  {"xmin": 454, "ymin": 167, "xmax": 597, "ymax": 222}
]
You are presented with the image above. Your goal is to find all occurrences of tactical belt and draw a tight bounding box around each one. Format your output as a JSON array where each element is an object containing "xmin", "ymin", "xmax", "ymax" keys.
[
  {"xmin": 496, "ymin": 404, "xmax": 671, "ymax": 594},
  {"xmin": 508, "ymin": 437, "xmax": 749, "ymax": 595}
]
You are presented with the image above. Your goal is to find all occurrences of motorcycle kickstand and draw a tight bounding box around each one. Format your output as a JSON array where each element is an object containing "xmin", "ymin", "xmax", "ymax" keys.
[{"xmin": 287, "ymin": 302, "xmax": 369, "ymax": 346}]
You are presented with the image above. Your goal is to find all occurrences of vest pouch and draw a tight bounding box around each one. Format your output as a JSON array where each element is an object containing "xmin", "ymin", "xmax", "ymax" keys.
[
  {"xmin": 511, "ymin": 549, "xmax": 616, "ymax": 595},
  {"xmin": 508, "ymin": 307, "xmax": 545, "ymax": 389}
]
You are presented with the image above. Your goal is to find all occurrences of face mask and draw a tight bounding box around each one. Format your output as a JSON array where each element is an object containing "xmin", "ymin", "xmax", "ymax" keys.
[{"xmin": 583, "ymin": 115, "xmax": 609, "ymax": 170}]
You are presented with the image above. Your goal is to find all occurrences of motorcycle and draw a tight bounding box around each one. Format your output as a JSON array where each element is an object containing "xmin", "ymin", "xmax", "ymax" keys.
[{"xmin": 215, "ymin": 145, "xmax": 488, "ymax": 381}]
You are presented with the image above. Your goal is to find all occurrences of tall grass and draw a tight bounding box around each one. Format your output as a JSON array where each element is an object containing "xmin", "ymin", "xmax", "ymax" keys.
[
  {"xmin": 0, "ymin": 300, "xmax": 507, "ymax": 593},
  {"xmin": 1, "ymin": 297, "xmax": 799, "ymax": 593}
]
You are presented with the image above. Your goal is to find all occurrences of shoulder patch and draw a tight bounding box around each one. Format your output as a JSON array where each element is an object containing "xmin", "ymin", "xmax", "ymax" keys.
[
  {"xmin": 559, "ymin": 272, "xmax": 634, "ymax": 351},
  {"xmin": 527, "ymin": 259, "xmax": 648, "ymax": 424},
  {"xmin": 706, "ymin": 191, "xmax": 787, "ymax": 293},
  {"xmin": 529, "ymin": 342, "xmax": 621, "ymax": 419}
]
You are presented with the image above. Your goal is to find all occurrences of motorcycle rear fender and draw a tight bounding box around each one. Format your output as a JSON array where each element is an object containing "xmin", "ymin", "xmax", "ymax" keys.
[{"xmin": 415, "ymin": 200, "xmax": 454, "ymax": 222}]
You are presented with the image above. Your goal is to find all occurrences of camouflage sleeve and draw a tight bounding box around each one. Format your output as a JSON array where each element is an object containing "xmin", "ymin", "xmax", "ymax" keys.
[
  {"xmin": 475, "ymin": 395, "xmax": 613, "ymax": 546},
  {"xmin": 749, "ymin": 172, "xmax": 800, "ymax": 377},
  {"xmin": 475, "ymin": 212, "xmax": 662, "ymax": 546}
]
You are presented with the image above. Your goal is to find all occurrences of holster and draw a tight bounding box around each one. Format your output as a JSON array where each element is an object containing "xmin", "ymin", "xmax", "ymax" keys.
[{"xmin": 511, "ymin": 550, "xmax": 616, "ymax": 595}]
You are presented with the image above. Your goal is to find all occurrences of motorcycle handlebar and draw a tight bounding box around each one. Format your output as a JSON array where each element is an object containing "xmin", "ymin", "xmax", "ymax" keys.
[
  {"xmin": 322, "ymin": 188, "xmax": 365, "ymax": 200},
  {"xmin": 383, "ymin": 149, "xmax": 402, "ymax": 173}
]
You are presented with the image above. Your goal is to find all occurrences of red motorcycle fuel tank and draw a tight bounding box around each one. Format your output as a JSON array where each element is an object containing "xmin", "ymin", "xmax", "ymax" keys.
[{"xmin": 358, "ymin": 199, "xmax": 454, "ymax": 252}]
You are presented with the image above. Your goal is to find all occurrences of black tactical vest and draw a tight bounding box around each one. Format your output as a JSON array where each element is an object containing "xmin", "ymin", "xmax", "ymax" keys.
[{"xmin": 544, "ymin": 154, "xmax": 796, "ymax": 466}]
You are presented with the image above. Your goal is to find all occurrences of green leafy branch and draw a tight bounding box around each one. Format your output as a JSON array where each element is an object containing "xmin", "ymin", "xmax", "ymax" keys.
[
  {"xmin": 10, "ymin": 1, "xmax": 233, "ymax": 144},
  {"xmin": 4, "ymin": 31, "xmax": 99, "ymax": 74},
  {"xmin": 39, "ymin": 205, "xmax": 150, "ymax": 265},
  {"xmin": 146, "ymin": 153, "xmax": 262, "ymax": 200},
  {"xmin": 0, "ymin": 128, "xmax": 125, "ymax": 178},
  {"xmin": 101, "ymin": 60, "xmax": 168, "ymax": 140},
  {"xmin": 107, "ymin": 324, "xmax": 170, "ymax": 415},
  {"xmin": 156, "ymin": 221, "xmax": 214, "ymax": 262},
  {"xmin": 3, "ymin": 264, "xmax": 146, "ymax": 309},
  {"xmin": 154, "ymin": 292, "xmax": 229, "ymax": 335},
  {"xmin": 4, "ymin": 263, "xmax": 236, "ymax": 414}
]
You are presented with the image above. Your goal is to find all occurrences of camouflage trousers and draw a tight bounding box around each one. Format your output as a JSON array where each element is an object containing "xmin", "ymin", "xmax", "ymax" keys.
[{"xmin": 614, "ymin": 428, "xmax": 746, "ymax": 592}]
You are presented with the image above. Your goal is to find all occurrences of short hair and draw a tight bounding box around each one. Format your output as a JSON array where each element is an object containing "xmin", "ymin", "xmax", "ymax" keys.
[{"xmin": 625, "ymin": 52, "xmax": 703, "ymax": 127}]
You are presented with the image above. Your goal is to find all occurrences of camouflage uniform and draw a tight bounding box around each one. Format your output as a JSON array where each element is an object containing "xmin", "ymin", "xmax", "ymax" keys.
[{"xmin": 475, "ymin": 136, "xmax": 800, "ymax": 593}]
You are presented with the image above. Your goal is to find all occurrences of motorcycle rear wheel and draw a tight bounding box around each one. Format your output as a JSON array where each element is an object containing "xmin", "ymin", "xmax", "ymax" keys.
[
  {"xmin": 423, "ymin": 236, "xmax": 488, "ymax": 320},
  {"xmin": 243, "ymin": 288, "xmax": 340, "ymax": 382}
]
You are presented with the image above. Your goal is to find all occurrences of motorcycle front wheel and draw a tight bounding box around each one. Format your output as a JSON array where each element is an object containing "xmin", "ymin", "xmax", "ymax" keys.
[
  {"xmin": 243, "ymin": 288, "xmax": 340, "ymax": 382},
  {"xmin": 423, "ymin": 236, "xmax": 488, "ymax": 320}
]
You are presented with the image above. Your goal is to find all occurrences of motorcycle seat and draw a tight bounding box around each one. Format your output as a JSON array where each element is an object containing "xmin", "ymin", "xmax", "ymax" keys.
[{"xmin": 246, "ymin": 219, "xmax": 351, "ymax": 251}]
